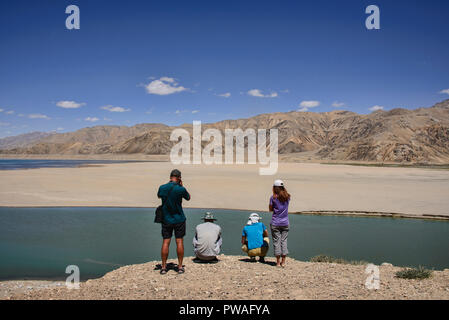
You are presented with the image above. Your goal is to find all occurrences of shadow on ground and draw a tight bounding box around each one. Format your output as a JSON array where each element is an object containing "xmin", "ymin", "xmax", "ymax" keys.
[{"xmin": 239, "ymin": 258, "xmax": 277, "ymax": 266}]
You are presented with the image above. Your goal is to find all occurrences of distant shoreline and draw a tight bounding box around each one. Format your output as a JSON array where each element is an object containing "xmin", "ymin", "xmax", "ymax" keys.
[
  {"xmin": 2, "ymin": 154, "xmax": 449, "ymax": 171},
  {"xmin": 1, "ymin": 205, "xmax": 448, "ymax": 221},
  {"xmin": 0, "ymin": 159, "xmax": 160, "ymax": 171}
]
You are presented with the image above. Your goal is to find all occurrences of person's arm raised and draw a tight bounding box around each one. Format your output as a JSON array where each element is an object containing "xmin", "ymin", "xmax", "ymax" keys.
[{"xmin": 183, "ymin": 187, "xmax": 191, "ymax": 201}]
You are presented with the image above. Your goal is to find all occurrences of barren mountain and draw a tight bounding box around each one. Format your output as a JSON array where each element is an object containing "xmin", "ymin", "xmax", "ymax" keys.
[
  {"xmin": 1, "ymin": 100, "xmax": 449, "ymax": 163},
  {"xmin": 0, "ymin": 131, "xmax": 55, "ymax": 149}
]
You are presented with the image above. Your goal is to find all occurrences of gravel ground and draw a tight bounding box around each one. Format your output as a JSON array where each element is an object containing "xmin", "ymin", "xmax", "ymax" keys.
[
  {"xmin": 0, "ymin": 280, "xmax": 65, "ymax": 299},
  {"xmin": 4, "ymin": 255, "xmax": 449, "ymax": 300}
]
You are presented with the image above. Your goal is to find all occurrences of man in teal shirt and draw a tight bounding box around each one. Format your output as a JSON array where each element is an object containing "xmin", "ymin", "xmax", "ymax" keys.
[{"xmin": 157, "ymin": 169, "xmax": 191, "ymax": 274}]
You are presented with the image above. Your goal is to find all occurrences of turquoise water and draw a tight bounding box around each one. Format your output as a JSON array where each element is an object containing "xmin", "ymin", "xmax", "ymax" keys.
[{"xmin": 0, "ymin": 207, "xmax": 448, "ymax": 280}]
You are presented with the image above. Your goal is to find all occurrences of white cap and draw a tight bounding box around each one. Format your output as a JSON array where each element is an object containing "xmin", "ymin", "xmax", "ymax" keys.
[
  {"xmin": 247, "ymin": 213, "xmax": 261, "ymax": 225},
  {"xmin": 273, "ymin": 179, "xmax": 284, "ymax": 187}
]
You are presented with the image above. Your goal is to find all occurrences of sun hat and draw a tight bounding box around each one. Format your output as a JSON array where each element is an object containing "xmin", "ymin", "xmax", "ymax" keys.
[
  {"xmin": 273, "ymin": 179, "xmax": 284, "ymax": 187},
  {"xmin": 202, "ymin": 212, "xmax": 216, "ymax": 221}
]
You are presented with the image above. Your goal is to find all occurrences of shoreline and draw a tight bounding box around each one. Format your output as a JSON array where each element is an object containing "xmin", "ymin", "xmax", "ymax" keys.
[
  {"xmin": 1, "ymin": 205, "xmax": 448, "ymax": 221},
  {"xmin": 2, "ymin": 154, "xmax": 449, "ymax": 169}
]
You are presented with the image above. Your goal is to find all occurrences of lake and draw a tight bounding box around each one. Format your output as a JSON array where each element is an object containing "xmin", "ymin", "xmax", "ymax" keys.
[
  {"xmin": 0, "ymin": 207, "xmax": 448, "ymax": 280},
  {"xmin": 0, "ymin": 159, "xmax": 147, "ymax": 170}
]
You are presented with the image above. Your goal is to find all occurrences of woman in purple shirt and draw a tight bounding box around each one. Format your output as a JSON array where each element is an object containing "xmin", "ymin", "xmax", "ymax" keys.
[{"xmin": 269, "ymin": 179, "xmax": 291, "ymax": 267}]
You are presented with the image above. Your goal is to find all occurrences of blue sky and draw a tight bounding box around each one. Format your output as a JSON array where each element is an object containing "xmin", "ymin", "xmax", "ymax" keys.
[{"xmin": 1, "ymin": 0, "xmax": 448, "ymax": 138}]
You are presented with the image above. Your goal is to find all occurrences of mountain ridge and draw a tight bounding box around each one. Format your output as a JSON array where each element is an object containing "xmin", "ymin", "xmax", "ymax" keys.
[{"xmin": 1, "ymin": 99, "xmax": 449, "ymax": 163}]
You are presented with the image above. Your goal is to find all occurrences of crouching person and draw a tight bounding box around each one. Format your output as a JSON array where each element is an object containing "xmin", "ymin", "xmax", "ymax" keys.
[
  {"xmin": 241, "ymin": 213, "xmax": 269, "ymax": 262},
  {"xmin": 193, "ymin": 212, "xmax": 222, "ymax": 262}
]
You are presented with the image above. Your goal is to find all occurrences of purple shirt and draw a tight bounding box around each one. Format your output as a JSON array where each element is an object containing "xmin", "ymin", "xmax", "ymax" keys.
[{"xmin": 270, "ymin": 196, "xmax": 290, "ymax": 227}]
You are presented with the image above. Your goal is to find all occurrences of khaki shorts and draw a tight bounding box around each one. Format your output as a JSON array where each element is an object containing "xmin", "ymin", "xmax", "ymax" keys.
[{"xmin": 242, "ymin": 237, "xmax": 270, "ymax": 257}]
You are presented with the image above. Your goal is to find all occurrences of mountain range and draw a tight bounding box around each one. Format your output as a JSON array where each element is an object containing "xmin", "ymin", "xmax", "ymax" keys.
[{"xmin": 1, "ymin": 99, "xmax": 449, "ymax": 163}]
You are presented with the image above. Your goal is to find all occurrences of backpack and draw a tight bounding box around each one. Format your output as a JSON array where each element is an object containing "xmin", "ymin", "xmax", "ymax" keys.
[{"xmin": 155, "ymin": 183, "xmax": 176, "ymax": 223}]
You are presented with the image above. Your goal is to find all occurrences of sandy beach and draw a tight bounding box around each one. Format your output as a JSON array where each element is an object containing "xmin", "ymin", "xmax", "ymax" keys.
[
  {"xmin": 5, "ymin": 255, "xmax": 449, "ymax": 300},
  {"xmin": 0, "ymin": 161, "xmax": 449, "ymax": 218}
]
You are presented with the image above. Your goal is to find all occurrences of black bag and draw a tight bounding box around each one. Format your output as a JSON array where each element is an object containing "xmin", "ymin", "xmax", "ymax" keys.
[
  {"xmin": 154, "ymin": 205, "xmax": 164, "ymax": 223},
  {"xmin": 154, "ymin": 184, "xmax": 175, "ymax": 223}
]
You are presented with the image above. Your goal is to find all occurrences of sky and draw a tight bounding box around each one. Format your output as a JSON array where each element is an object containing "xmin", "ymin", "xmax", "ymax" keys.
[{"xmin": 0, "ymin": 0, "xmax": 449, "ymax": 138}]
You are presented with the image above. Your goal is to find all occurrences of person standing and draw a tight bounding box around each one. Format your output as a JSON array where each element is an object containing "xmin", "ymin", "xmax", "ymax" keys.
[
  {"xmin": 157, "ymin": 169, "xmax": 190, "ymax": 274},
  {"xmin": 269, "ymin": 179, "xmax": 291, "ymax": 267},
  {"xmin": 193, "ymin": 212, "xmax": 222, "ymax": 262}
]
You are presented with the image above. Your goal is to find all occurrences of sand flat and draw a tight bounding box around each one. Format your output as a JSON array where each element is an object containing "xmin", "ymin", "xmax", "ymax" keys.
[{"xmin": 0, "ymin": 162, "xmax": 449, "ymax": 217}]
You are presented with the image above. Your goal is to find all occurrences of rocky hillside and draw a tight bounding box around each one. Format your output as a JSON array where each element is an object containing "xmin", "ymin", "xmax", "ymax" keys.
[
  {"xmin": 0, "ymin": 131, "xmax": 55, "ymax": 149},
  {"xmin": 1, "ymin": 100, "xmax": 449, "ymax": 163}
]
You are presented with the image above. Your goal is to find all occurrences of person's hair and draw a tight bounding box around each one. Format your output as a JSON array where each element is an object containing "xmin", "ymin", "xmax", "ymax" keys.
[
  {"xmin": 170, "ymin": 169, "xmax": 181, "ymax": 178},
  {"xmin": 273, "ymin": 186, "xmax": 290, "ymax": 203}
]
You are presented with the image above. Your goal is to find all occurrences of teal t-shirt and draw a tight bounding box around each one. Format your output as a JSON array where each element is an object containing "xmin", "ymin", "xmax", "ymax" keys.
[
  {"xmin": 242, "ymin": 222, "xmax": 267, "ymax": 250},
  {"xmin": 157, "ymin": 181, "xmax": 190, "ymax": 224}
]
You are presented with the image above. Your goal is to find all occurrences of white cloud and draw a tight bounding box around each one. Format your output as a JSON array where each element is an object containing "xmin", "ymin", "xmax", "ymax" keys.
[
  {"xmin": 5, "ymin": 110, "xmax": 15, "ymax": 115},
  {"xmin": 28, "ymin": 114, "xmax": 50, "ymax": 119},
  {"xmin": 299, "ymin": 100, "xmax": 320, "ymax": 108},
  {"xmin": 297, "ymin": 100, "xmax": 320, "ymax": 112},
  {"xmin": 101, "ymin": 105, "xmax": 130, "ymax": 112},
  {"xmin": 85, "ymin": 117, "xmax": 99, "ymax": 122},
  {"xmin": 56, "ymin": 100, "xmax": 86, "ymax": 109},
  {"xmin": 145, "ymin": 77, "xmax": 188, "ymax": 95},
  {"xmin": 247, "ymin": 89, "xmax": 278, "ymax": 98},
  {"xmin": 439, "ymin": 89, "xmax": 449, "ymax": 95},
  {"xmin": 369, "ymin": 105, "xmax": 384, "ymax": 111},
  {"xmin": 159, "ymin": 76, "xmax": 176, "ymax": 83},
  {"xmin": 0, "ymin": 121, "xmax": 10, "ymax": 126},
  {"xmin": 217, "ymin": 92, "xmax": 231, "ymax": 98},
  {"xmin": 332, "ymin": 101, "xmax": 345, "ymax": 108},
  {"xmin": 56, "ymin": 127, "xmax": 64, "ymax": 131},
  {"xmin": 103, "ymin": 117, "xmax": 112, "ymax": 121},
  {"xmin": 173, "ymin": 109, "xmax": 199, "ymax": 115},
  {"xmin": 0, "ymin": 108, "xmax": 3, "ymax": 112}
]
